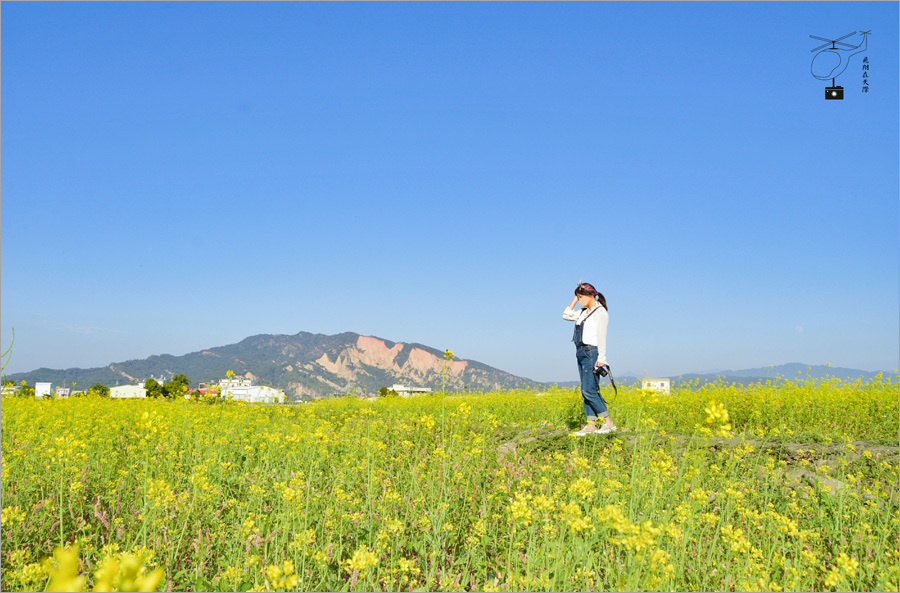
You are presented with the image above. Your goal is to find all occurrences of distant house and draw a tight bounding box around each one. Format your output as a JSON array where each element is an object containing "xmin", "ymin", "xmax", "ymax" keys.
[
  {"xmin": 189, "ymin": 383, "xmax": 221, "ymax": 398},
  {"xmin": 217, "ymin": 378, "xmax": 285, "ymax": 403},
  {"xmin": 641, "ymin": 378, "xmax": 671, "ymax": 394},
  {"xmin": 55, "ymin": 388, "xmax": 70, "ymax": 398},
  {"xmin": 35, "ymin": 382, "xmax": 52, "ymax": 399},
  {"xmin": 391, "ymin": 383, "xmax": 432, "ymax": 397},
  {"xmin": 110, "ymin": 385, "xmax": 147, "ymax": 399}
]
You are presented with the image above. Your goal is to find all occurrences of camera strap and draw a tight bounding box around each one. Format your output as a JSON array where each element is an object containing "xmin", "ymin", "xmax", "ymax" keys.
[
  {"xmin": 573, "ymin": 305, "xmax": 603, "ymax": 343},
  {"xmin": 607, "ymin": 367, "xmax": 618, "ymax": 397},
  {"xmin": 595, "ymin": 364, "xmax": 618, "ymax": 398}
]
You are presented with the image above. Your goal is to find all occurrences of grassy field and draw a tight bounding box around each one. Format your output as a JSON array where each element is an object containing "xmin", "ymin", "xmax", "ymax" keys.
[{"xmin": 1, "ymin": 375, "xmax": 898, "ymax": 592}]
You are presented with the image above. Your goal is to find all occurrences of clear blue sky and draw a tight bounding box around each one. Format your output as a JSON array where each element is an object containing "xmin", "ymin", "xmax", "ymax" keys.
[{"xmin": 2, "ymin": 2, "xmax": 898, "ymax": 382}]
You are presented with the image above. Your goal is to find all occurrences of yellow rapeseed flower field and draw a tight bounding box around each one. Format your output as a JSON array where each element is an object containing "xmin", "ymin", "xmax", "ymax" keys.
[{"xmin": 1, "ymin": 375, "xmax": 898, "ymax": 591}]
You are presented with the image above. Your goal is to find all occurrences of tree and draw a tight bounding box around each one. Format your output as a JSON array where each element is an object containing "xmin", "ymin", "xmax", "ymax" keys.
[
  {"xmin": 87, "ymin": 383, "xmax": 110, "ymax": 398},
  {"xmin": 171, "ymin": 374, "xmax": 191, "ymax": 388},
  {"xmin": 163, "ymin": 375, "xmax": 190, "ymax": 399},
  {"xmin": 144, "ymin": 378, "xmax": 165, "ymax": 399},
  {"xmin": 378, "ymin": 386, "xmax": 399, "ymax": 398}
]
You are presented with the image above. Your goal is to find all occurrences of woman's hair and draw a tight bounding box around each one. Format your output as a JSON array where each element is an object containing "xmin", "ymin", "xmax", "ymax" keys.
[{"xmin": 576, "ymin": 282, "xmax": 608, "ymax": 311}]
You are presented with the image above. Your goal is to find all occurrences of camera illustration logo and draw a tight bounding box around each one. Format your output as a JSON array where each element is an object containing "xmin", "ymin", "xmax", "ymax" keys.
[
  {"xmin": 810, "ymin": 30, "xmax": 870, "ymax": 100},
  {"xmin": 810, "ymin": 31, "xmax": 872, "ymax": 100}
]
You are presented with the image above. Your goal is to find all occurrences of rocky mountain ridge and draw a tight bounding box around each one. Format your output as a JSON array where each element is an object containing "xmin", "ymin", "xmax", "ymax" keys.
[{"xmin": 5, "ymin": 331, "xmax": 541, "ymax": 400}]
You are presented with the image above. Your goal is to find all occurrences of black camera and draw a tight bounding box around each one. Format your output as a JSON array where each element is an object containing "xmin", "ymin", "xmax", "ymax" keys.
[
  {"xmin": 825, "ymin": 86, "xmax": 844, "ymax": 100},
  {"xmin": 594, "ymin": 365, "xmax": 609, "ymax": 377}
]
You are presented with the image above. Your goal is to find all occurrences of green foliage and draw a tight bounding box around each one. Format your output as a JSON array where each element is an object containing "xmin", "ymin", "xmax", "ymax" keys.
[
  {"xmin": 86, "ymin": 383, "xmax": 110, "ymax": 398},
  {"xmin": 163, "ymin": 374, "xmax": 191, "ymax": 399},
  {"xmin": 144, "ymin": 378, "xmax": 165, "ymax": 399},
  {"xmin": 378, "ymin": 386, "xmax": 399, "ymax": 398}
]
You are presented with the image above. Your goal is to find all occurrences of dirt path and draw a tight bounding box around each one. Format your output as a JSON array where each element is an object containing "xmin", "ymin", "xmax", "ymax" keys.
[{"xmin": 496, "ymin": 425, "xmax": 899, "ymax": 506}]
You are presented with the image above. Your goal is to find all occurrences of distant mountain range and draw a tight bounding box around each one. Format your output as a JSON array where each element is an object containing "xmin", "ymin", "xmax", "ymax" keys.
[
  {"xmin": 5, "ymin": 331, "xmax": 891, "ymax": 399},
  {"xmin": 557, "ymin": 362, "xmax": 894, "ymax": 387},
  {"xmin": 667, "ymin": 363, "xmax": 893, "ymax": 386},
  {"xmin": 4, "ymin": 332, "xmax": 541, "ymax": 400},
  {"xmin": 537, "ymin": 363, "xmax": 893, "ymax": 389}
]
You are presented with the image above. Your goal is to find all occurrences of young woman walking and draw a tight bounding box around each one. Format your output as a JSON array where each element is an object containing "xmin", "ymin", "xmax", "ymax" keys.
[{"xmin": 563, "ymin": 281, "xmax": 617, "ymax": 436}]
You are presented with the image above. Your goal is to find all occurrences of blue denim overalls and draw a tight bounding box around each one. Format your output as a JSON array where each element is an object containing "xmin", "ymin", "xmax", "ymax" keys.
[{"xmin": 573, "ymin": 309, "xmax": 609, "ymax": 420}]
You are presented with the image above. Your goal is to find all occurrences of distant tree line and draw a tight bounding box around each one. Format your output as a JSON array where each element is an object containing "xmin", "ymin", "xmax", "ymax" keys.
[{"xmin": 3, "ymin": 374, "xmax": 193, "ymax": 399}]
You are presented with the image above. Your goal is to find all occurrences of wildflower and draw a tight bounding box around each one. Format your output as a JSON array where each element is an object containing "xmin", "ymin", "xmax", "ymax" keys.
[
  {"xmin": 568, "ymin": 477, "xmax": 597, "ymax": 500},
  {"xmin": 704, "ymin": 402, "xmax": 729, "ymax": 424},
  {"xmin": 720, "ymin": 524, "xmax": 752, "ymax": 554},
  {"xmin": 93, "ymin": 552, "xmax": 163, "ymax": 592},
  {"xmin": 835, "ymin": 553, "xmax": 860, "ymax": 578},
  {"xmin": 46, "ymin": 547, "xmax": 86, "ymax": 593},
  {"xmin": 1, "ymin": 505, "xmax": 26, "ymax": 526},
  {"xmin": 346, "ymin": 544, "xmax": 378, "ymax": 572},
  {"xmin": 650, "ymin": 548, "xmax": 670, "ymax": 568},
  {"xmin": 386, "ymin": 518, "xmax": 404, "ymax": 534},
  {"xmin": 824, "ymin": 567, "xmax": 843, "ymax": 587},
  {"xmin": 220, "ymin": 566, "xmax": 242, "ymax": 583},
  {"xmin": 664, "ymin": 523, "xmax": 683, "ymax": 542},
  {"xmin": 397, "ymin": 557, "xmax": 419, "ymax": 575},
  {"xmin": 508, "ymin": 491, "xmax": 533, "ymax": 526}
]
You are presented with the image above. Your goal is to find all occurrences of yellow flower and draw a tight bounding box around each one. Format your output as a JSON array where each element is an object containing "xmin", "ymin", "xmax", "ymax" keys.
[
  {"xmin": 704, "ymin": 402, "xmax": 729, "ymax": 424},
  {"xmin": 93, "ymin": 552, "xmax": 164, "ymax": 593},
  {"xmin": 46, "ymin": 547, "xmax": 86, "ymax": 593},
  {"xmin": 397, "ymin": 557, "xmax": 420, "ymax": 575},
  {"xmin": 835, "ymin": 552, "xmax": 860, "ymax": 578},
  {"xmin": 386, "ymin": 518, "xmax": 404, "ymax": 534},
  {"xmin": 346, "ymin": 544, "xmax": 378, "ymax": 572},
  {"xmin": 508, "ymin": 491, "xmax": 533, "ymax": 526},
  {"xmin": 220, "ymin": 566, "xmax": 241, "ymax": 582},
  {"xmin": 1, "ymin": 505, "xmax": 26, "ymax": 525},
  {"xmin": 824, "ymin": 567, "xmax": 843, "ymax": 587},
  {"xmin": 568, "ymin": 477, "xmax": 597, "ymax": 500}
]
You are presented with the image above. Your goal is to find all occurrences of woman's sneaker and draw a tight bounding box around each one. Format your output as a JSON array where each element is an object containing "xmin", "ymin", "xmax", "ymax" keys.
[
  {"xmin": 574, "ymin": 423, "xmax": 598, "ymax": 437},
  {"xmin": 597, "ymin": 424, "xmax": 617, "ymax": 434}
]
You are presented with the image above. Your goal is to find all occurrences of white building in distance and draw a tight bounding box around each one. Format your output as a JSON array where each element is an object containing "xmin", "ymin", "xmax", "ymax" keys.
[
  {"xmin": 35, "ymin": 382, "xmax": 52, "ymax": 398},
  {"xmin": 219, "ymin": 377, "xmax": 252, "ymax": 388},
  {"xmin": 218, "ymin": 378, "xmax": 284, "ymax": 403},
  {"xmin": 110, "ymin": 385, "xmax": 147, "ymax": 399},
  {"xmin": 641, "ymin": 378, "xmax": 671, "ymax": 394},
  {"xmin": 391, "ymin": 384, "xmax": 433, "ymax": 397}
]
